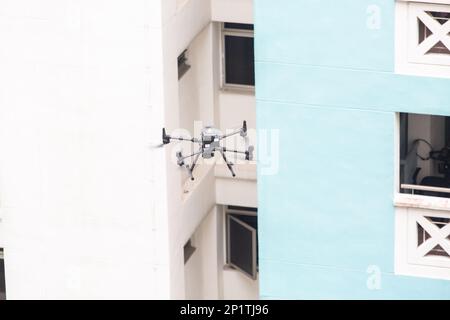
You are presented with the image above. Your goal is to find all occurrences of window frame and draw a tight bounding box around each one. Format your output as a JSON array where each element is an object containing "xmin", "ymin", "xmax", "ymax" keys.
[
  {"xmin": 220, "ymin": 22, "xmax": 255, "ymax": 91},
  {"xmin": 225, "ymin": 206, "xmax": 258, "ymax": 280},
  {"xmin": 395, "ymin": 0, "xmax": 450, "ymax": 79},
  {"xmin": 394, "ymin": 113, "xmax": 450, "ymax": 281},
  {"xmin": 394, "ymin": 113, "xmax": 450, "ymax": 210}
]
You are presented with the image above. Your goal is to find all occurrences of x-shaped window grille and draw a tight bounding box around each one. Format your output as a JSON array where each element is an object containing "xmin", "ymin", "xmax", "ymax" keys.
[
  {"xmin": 408, "ymin": 3, "xmax": 450, "ymax": 65},
  {"xmin": 416, "ymin": 215, "xmax": 450, "ymax": 259},
  {"xmin": 416, "ymin": 10, "xmax": 450, "ymax": 55}
]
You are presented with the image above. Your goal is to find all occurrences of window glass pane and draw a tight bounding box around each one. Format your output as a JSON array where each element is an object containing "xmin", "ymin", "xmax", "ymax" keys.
[
  {"xmin": 399, "ymin": 113, "xmax": 450, "ymax": 198},
  {"xmin": 230, "ymin": 214, "xmax": 257, "ymax": 230},
  {"xmin": 225, "ymin": 35, "xmax": 255, "ymax": 86},
  {"xmin": 228, "ymin": 217, "xmax": 255, "ymax": 277}
]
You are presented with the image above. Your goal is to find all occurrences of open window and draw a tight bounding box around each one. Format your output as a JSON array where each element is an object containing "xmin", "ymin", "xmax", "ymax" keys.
[
  {"xmin": 222, "ymin": 23, "xmax": 255, "ymax": 89},
  {"xmin": 226, "ymin": 206, "xmax": 258, "ymax": 280},
  {"xmin": 399, "ymin": 112, "xmax": 450, "ymax": 198},
  {"xmin": 178, "ymin": 49, "xmax": 191, "ymax": 80},
  {"xmin": 183, "ymin": 238, "xmax": 196, "ymax": 264},
  {"xmin": 0, "ymin": 249, "xmax": 5, "ymax": 300}
]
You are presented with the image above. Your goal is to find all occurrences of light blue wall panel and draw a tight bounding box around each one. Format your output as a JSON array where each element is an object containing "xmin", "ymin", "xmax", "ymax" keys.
[
  {"xmin": 256, "ymin": 63, "xmax": 450, "ymax": 116},
  {"xmin": 255, "ymin": 0, "xmax": 394, "ymax": 71},
  {"xmin": 260, "ymin": 260, "xmax": 450, "ymax": 299},
  {"xmin": 257, "ymin": 103, "xmax": 395, "ymax": 272},
  {"xmin": 256, "ymin": 0, "xmax": 450, "ymax": 299}
]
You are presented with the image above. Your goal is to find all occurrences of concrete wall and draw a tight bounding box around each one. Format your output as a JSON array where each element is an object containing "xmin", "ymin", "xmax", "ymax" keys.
[
  {"xmin": 184, "ymin": 207, "xmax": 220, "ymax": 299},
  {"xmin": 0, "ymin": 0, "xmax": 170, "ymax": 299},
  {"xmin": 211, "ymin": 0, "xmax": 253, "ymax": 24},
  {"xmin": 255, "ymin": 0, "xmax": 450, "ymax": 299},
  {"xmin": 0, "ymin": 0, "xmax": 258, "ymax": 299},
  {"xmin": 171, "ymin": 4, "xmax": 258, "ymax": 299}
]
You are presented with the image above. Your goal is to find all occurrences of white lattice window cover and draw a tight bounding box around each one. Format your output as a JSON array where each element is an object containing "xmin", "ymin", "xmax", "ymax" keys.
[
  {"xmin": 407, "ymin": 209, "xmax": 450, "ymax": 268},
  {"xmin": 407, "ymin": 2, "xmax": 450, "ymax": 65}
]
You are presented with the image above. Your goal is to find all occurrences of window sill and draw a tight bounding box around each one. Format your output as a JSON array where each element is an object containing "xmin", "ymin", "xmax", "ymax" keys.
[
  {"xmin": 394, "ymin": 193, "xmax": 450, "ymax": 212},
  {"xmin": 220, "ymin": 85, "xmax": 255, "ymax": 95},
  {"xmin": 397, "ymin": 0, "xmax": 450, "ymax": 4}
]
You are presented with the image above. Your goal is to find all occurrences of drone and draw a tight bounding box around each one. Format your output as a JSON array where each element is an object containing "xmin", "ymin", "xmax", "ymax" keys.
[{"xmin": 161, "ymin": 121, "xmax": 254, "ymax": 180}]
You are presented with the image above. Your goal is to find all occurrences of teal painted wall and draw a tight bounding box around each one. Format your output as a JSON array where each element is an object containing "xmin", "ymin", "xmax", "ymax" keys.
[{"xmin": 255, "ymin": 0, "xmax": 450, "ymax": 299}]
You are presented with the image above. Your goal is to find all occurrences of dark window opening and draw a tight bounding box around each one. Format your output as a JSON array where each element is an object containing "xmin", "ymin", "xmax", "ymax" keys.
[
  {"xmin": 223, "ymin": 23, "xmax": 255, "ymax": 87},
  {"xmin": 178, "ymin": 49, "xmax": 191, "ymax": 80},
  {"xmin": 183, "ymin": 239, "xmax": 196, "ymax": 264},
  {"xmin": 224, "ymin": 23, "xmax": 254, "ymax": 31},
  {"xmin": 226, "ymin": 207, "xmax": 258, "ymax": 280},
  {"xmin": 0, "ymin": 248, "xmax": 5, "ymax": 300},
  {"xmin": 400, "ymin": 113, "xmax": 450, "ymax": 198}
]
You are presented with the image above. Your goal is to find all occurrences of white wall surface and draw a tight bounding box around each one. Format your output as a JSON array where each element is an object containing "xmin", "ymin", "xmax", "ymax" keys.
[
  {"xmin": 0, "ymin": 0, "xmax": 171, "ymax": 299},
  {"xmin": 185, "ymin": 207, "xmax": 220, "ymax": 299},
  {"xmin": 222, "ymin": 269, "xmax": 259, "ymax": 300},
  {"xmin": 211, "ymin": 0, "xmax": 254, "ymax": 23},
  {"xmin": 158, "ymin": 0, "xmax": 216, "ymax": 299},
  {"xmin": 0, "ymin": 0, "xmax": 257, "ymax": 300}
]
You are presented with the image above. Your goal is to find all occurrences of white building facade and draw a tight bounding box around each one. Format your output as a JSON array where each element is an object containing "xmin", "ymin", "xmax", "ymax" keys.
[{"xmin": 0, "ymin": 0, "xmax": 257, "ymax": 299}]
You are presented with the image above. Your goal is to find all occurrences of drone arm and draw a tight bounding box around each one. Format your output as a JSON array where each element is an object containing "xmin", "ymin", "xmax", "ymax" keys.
[
  {"xmin": 223, "ymin": 146, "xmax": 254, "ymax": 161},
  {"xmin": 170, "ymin": 136, "xmax": 200, "ymax": 143},
  {"xmin": 220, "ymin": 121, "xmax": 248, "ymax": 141},
  {"xmin": 178, "ymin": 150, "xmax": 203, "ymax": 162},
  {"xmin": 162, "ymin": 128, "xmax": 200, "ymax": 144},
  {"xmin": 220, "ymin": 129, "xmax": 241, "ymax": 140}
]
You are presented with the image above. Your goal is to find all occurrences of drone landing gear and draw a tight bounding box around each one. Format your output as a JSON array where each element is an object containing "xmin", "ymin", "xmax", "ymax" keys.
[
  {"xmin": 219, "ymin": 149, "xmax": 236, "ymax": 177},
  {"xmin": 177, "ymin": 149, "xmax": 202, "ymax": 181}
]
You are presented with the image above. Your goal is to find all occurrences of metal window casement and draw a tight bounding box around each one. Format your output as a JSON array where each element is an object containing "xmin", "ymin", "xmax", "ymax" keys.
[{"xmin": 396, "ymin": 0, "xmax": 450, "ymax": 78}]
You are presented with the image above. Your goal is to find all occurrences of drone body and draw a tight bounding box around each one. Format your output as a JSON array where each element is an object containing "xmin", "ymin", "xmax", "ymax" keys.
[{"xmin": 162, "ymin": 121, "xmax": 253, "ymax": 180}]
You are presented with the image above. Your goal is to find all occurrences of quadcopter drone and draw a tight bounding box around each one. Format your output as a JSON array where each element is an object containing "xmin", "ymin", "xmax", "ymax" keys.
[{"xmin": 161, "ymin": 121, "xmax": 254, "ymax": 180}]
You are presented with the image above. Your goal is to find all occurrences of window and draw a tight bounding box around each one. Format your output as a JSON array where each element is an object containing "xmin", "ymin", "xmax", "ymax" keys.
[
  {"xmin": 396, "ymin": 0, "xmax": 450, "ymax": 78},
  {"xmin": 0, "ymin": 249, "xmax": 5, "ymax": 300},
  {"xmin": 178, "ymin": 49, "xmax": 191, "ymax": 80},
  {"xmin": 222, "ymin": 23, "xmax": 255, "ymax": 88},
  {"xmin": 396, "ymin": 113, "xmax": 450, "ymax": 280},
  {"xmin": 226, "ymin": 206, "xmax": 258, "ymax": 280},
  {"xmin": 183, "ymin": 238, "xmax": 196, "ymax": 264},
  {"xmin": 395, "ymin": 207, "xmax": 450, "ymax": 280},
  {"xmin": 399, "ymin": 113, "xmax": 450, "ymax": 198}
]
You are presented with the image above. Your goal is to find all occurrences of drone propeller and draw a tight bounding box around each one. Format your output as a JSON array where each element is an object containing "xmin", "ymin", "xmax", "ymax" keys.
[
  {"xmin": 240, "ymin": 120, "xmax": 248, "ymax": 138},
  {"xmin": 162, "ymin": 128, "xmax": 171, "ymax": 144},
  {"xmin": 149, "ymin": 143, "xmax": 165, "ymax": 149}
]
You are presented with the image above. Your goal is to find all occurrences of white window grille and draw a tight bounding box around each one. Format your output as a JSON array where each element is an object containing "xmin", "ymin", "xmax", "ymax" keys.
[
  {"xmin": 396, "ymin": 1, "xmax": 450, "ymax": 78},
  {"xmin": 395, "ymin": 207, "xmax": 450, "ymax": 280}
]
